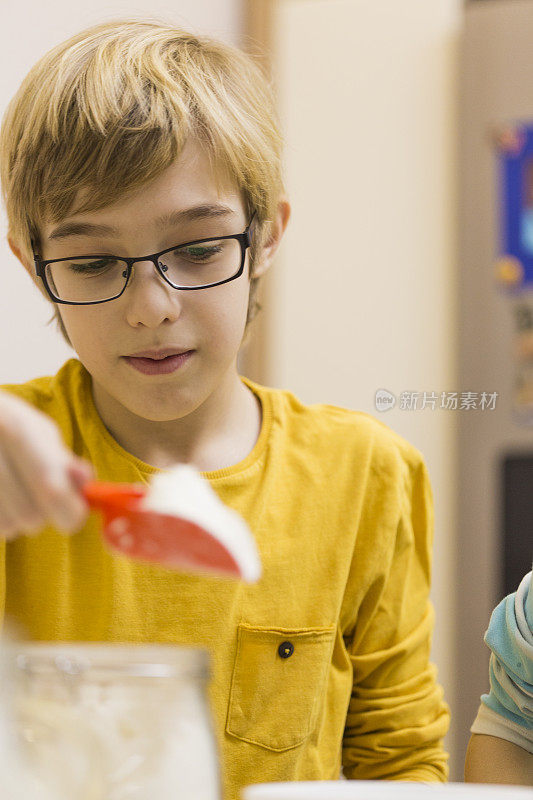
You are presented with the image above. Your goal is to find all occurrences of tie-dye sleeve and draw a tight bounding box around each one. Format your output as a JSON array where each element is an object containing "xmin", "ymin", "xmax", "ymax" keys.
[{"xmin": 470, "ymin": 564, "xmax": 533, "ymax": 753}]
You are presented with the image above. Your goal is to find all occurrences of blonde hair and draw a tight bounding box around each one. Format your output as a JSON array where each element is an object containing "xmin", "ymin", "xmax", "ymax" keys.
[{"xmin": 0, "ymin": 16, "xmax": 285, "ymax": 346}]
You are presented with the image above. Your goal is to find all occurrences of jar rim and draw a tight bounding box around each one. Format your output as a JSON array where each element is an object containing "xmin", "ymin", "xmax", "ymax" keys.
[{"xmin": 8, "ymin": 642, "xmax": 210, "ymax": 680}]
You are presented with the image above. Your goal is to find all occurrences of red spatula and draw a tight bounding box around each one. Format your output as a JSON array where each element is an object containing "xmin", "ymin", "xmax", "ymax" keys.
[{"xmin": 81, "ymin": 479, "xmax": 260, "ymax": 582}]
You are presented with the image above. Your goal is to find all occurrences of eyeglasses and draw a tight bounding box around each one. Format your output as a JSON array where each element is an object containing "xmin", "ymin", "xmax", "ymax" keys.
[{"xmin": 29, "ymin": 211, "xmax": 257, "ymax": 305}]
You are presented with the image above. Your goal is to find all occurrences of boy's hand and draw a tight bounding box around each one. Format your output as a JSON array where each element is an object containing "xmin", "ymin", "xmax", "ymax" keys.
[{"xmin": 0, "ymin": 390, "xmax": 94, "ymax": 539}]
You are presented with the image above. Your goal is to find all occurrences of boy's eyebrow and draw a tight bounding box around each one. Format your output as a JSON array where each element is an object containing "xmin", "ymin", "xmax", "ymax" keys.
[{"xmin": 47, "ymin": 203, "xmax": 235, "ymax": 242}]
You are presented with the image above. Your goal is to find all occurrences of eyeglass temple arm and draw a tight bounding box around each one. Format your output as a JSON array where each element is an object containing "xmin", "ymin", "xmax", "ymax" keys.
[{"xmin": 26, "ymin": 217, "xmax": 41, "ymax": 260}]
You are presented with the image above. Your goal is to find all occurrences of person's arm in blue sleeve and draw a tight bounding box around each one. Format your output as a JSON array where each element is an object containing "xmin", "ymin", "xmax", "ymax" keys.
[{"xmin": 465, "ymin": 562, "xmax": 533, "ymax": 785}]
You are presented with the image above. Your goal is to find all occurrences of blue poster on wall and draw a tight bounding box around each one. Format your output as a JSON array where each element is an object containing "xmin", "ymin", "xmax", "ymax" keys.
[
  {"xmin": 494, "ymin": 123, "xmax": 533, "ymax": 423},
  {"xmin": 495, "ymin": 122, "xmax": 533, "ymax": 290}
]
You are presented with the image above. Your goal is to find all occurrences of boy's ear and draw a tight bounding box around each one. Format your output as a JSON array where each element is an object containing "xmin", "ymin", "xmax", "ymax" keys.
[
  {"xmin": 8, "ymin": 236, "xmax": 33, "ymax": 277},
  {"xmin": 252, "ymin": 197, "xmax": 291, "ymax": 279}
]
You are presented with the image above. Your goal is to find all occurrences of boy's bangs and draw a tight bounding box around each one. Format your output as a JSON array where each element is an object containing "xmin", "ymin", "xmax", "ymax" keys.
[
  {"xmin": 9, "ymin": 19, "xmax": 276, "ymax": 233},
  {"xmin": 35, "ymin": 123, "xmax": 238, "ymax": 229}
]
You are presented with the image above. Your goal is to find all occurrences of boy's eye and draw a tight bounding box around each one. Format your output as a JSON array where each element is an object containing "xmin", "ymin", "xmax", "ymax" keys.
[
  {"xmin": 173, "ymin": 243, "xmax": 223, "ymax": 262},
  {"xmin": 67, "ymin": 258, "xmax": 119, "ymax": 272}
]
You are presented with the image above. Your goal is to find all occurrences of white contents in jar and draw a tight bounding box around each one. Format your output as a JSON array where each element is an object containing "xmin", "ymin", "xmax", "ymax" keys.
[
  {"xmin": 141, "ymin": 464, "xmax": 262, "ymax": 583},
  {"xmin": 8, "ymin": 644, "xmax": 221, "ymax": 800}
]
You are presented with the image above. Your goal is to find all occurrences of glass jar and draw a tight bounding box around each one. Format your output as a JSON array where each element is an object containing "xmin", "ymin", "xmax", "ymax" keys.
[{"xmin": 4, "ymin": 642, "xmax": 221, "ymax": 800}]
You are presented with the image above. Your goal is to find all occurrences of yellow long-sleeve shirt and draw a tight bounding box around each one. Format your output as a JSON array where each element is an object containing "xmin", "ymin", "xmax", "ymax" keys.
[{"xmin": 0, "ymin": 358, "xmax": 450, "ymax": 798}]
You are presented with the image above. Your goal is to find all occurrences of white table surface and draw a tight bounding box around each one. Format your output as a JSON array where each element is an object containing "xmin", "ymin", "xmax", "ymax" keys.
[{"xmin": 242, "ymin": 781, "xmax": 533, "ymax": 800}]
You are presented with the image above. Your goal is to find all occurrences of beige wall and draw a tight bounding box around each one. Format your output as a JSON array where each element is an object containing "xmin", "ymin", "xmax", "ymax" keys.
[{"xmin": 243, "ymin": 0, "xmax": 462, "ymax": 779}]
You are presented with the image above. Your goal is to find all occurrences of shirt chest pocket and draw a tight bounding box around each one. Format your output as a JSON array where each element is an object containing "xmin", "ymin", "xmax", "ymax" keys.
[{"xmin": 225, "ymin": 623, "xmax": 336, "ymax": 752}]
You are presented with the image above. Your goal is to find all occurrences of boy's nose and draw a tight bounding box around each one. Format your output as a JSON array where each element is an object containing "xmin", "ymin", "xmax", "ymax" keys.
[{"xmin": 124, "ymin": 260, "xmax": 184, "ymax": 326}]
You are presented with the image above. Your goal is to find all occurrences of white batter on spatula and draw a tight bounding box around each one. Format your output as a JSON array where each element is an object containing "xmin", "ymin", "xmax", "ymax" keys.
[{"xmin": 140, "ymin": 464, "xmax": 262, "ymax": 583}]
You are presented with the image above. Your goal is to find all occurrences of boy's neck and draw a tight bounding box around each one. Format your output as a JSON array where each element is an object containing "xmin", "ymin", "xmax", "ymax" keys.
[{"xmin": 90, "ymin": 366, "xmax": 262, "ymax": 472}]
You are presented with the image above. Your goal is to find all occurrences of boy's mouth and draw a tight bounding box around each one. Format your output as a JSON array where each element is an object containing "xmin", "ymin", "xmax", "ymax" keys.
[
  {"xmin": 126, "ymin": 347, "xmax": 193, "ymax": 359},
  {"xmin": 123, "ymin": 351, "xmax": 194, "ymax": 375}
]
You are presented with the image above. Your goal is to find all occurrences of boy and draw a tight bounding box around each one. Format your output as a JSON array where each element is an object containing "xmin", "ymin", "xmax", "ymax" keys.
[
  {"xmin": 0, "ymin": 17, "xmax": 450, "ymax": 799},
  {"xmin": 465, "ymin": 562, "xmax": 533, "ymax": 785}
]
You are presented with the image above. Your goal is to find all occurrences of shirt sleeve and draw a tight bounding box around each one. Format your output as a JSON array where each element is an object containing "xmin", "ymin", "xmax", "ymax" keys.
[
  {"xmin": 341, "ymin": 453, "xmax": 450, "ymax": 782},
  {"xmin": 470, "ymin": 702, "xmax": 533, "ymax": 754},
  {"xmin": 470, "ymin": 566, "xmax": 533, "ymax": 753}
]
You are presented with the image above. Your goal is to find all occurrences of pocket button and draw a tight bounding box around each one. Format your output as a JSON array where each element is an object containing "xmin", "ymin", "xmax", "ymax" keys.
[{"xmin": 278, "ymin": 641, "xmax": 294, "ymax": 658}]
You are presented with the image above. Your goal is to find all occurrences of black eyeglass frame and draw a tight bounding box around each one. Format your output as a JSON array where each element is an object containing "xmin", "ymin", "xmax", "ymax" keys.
[{"xmin": 29, "ymin": 211, "xmax": 257, "ymax": 305}]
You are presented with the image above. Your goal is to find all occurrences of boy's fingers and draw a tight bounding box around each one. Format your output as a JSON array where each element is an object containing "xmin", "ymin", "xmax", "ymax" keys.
[
  {"xmin": 3, "ymin": 439, "xmax": 89, "ymax": 535},
  {"xmin": 0, "ymin": 456, "xmax": 42, "ymax": 534},
  {"xmin": 67, "ymin": 458, "xmax": 94, "ymax": 489},
  {"xmin": 37, "ymin": 465, "xmax": 90, "ymax": 533},
  {"xmin": 0, "ymin": 393, "xmax": 93, "ymax": 536}
]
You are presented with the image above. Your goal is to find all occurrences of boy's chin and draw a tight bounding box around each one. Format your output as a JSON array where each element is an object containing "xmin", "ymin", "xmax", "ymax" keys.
[{"xmin": 121, "ymin": 393, "xmax": 199, "ymax": 423}]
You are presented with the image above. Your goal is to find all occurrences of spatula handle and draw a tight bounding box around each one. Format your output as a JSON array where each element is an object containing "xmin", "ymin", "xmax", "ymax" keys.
[{"xmin": 82, "ymin": 480, "xmax": 147, "ymax": 510}]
